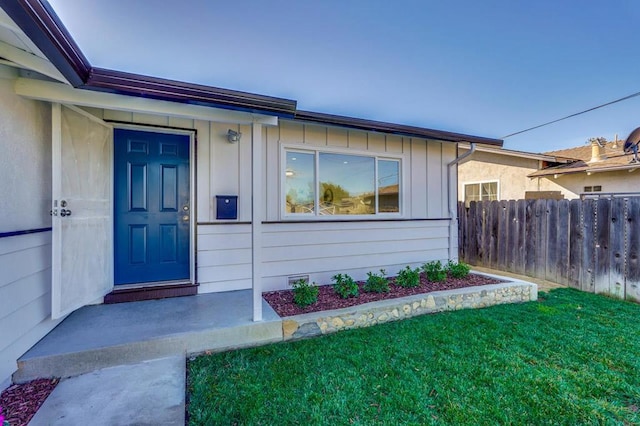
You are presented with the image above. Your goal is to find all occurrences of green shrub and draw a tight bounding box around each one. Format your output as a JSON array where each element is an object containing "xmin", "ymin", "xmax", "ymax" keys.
[
  {"xmin": 363, "ymin": 269, "xmax": 389, "ymax": 293},
  {"xmin": 422, "ymin": 260, "xmax": 447, "ymax": 283},
  {"xmin": 395, "ymin": 265, "xmax": 421, "ymax": 288},
  {"xmin": 290, "ymin": 279, "xmax": 319, "ymax": 307},
  {"xmin": 446, "ymin": 260, "xmax": 471, "ymax": 279},
  {"xmin": 332, "ymin": 273, "xmax": 359, "ymax": 299}
]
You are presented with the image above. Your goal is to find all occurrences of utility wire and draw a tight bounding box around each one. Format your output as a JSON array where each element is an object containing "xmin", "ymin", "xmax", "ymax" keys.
[{"xmin": 502, "ymin": 91, "xmax": 640, "ymax": 139}]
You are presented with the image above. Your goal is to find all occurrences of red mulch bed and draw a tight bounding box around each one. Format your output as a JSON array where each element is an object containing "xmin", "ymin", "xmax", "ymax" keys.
[
  {"xmin": 0, "ymin": 378, "xmax": 58, "ymax": 426},
  {"xmin": 264, "ymin": 273, "xmax": 502, "ymax": 317}
]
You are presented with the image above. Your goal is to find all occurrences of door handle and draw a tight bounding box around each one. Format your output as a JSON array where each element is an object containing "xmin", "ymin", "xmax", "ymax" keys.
[{"xmin": 60, "ymin": 209, "xmax": 72, "ymax": 217}]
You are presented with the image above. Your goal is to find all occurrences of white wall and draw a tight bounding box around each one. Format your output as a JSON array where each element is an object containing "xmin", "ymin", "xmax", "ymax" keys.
[
  {"xmin": 547, "ymin": 170, "xmax": 640, "ymax": 199},
  {"xmin": 0, "ymin": 67, "xmax": 61, "ymax": 388},
  {"xmin": 79, "ymin": 108, "xmax": 458, "ymax": 293},
  {"xmin": 260, "ymin": 220, "xmax": 449, "ymax": 291}
]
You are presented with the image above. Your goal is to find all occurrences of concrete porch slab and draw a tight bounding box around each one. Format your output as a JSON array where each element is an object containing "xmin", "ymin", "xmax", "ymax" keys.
[{"xmin": 14, "ymin": 290, "xmax": 282, "ymax": 383}]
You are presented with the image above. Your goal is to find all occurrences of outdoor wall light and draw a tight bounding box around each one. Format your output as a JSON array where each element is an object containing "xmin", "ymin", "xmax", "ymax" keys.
[{"xmin": 227, "ymin": 129, "xmax": 241, "ymax": 143}]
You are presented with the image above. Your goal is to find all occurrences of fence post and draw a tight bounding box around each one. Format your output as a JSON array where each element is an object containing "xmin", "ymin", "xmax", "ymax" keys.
[
  {"xmin": 626, "ymin": 197, "xmax": 640, "ymax": 302},
  {"xmin": 568, "ymin": 199, "xmax": 582, "ymax": 289},
  {"xmin": 545, "ymin": 199, "xmax": 559, "ymax": 282},
  {"xmin": 608, "ymin": 198, "xmax": 626, "ymax": 298},
  {"xmin": 594, "ymin": 199, "xmax": 611, "ymax": 294},
  {"xmin": 556, "ymin": 199, "xmax": 570, "ymax": 286},
  {"xmin": 581, "ymin": 199, "xmax": 596, "ymax": 292}
]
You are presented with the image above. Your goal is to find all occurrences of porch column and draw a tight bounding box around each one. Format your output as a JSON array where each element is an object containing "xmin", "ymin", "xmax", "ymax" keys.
[{"xmin": 251, "ymin": 122, "xmax": 263, "ymax": 321}]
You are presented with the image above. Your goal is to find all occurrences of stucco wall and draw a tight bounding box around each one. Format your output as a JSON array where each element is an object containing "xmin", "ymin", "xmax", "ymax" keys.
[
  {"xmin": 550, "ymin": 170, "xmax": 640, "ymax": 198},
  {"xmin": 0, "ymin": 66, "xmax": 51, "ymax": 233},
  {"xmin": 458, "ymin": 151, "xmax": 573, "ymax": 201}
]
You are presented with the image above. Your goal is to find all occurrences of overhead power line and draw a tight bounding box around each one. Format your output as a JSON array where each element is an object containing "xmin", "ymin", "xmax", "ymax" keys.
[{"xmin": 502, "ymin": 90, "xmax": 640, "ymax": 139}]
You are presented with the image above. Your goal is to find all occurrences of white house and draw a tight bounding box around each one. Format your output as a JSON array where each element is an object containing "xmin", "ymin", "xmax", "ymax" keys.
[{"xmin": 0, "ymin": 0, "xmax": 502, "ymax": 387}]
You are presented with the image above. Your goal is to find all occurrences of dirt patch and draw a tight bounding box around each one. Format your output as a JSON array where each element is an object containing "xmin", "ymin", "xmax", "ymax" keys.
[
  {"xmin": 264, "ymin": 273, "xmax": 502, "ymax": 317},
  {"xmin": 0, "ymin": 378, "xmax": 58, "ymax": 426}
]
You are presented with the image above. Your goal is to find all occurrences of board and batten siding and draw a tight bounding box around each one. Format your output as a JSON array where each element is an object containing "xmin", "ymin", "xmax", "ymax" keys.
[
  {"xmin": 261, "ymin": 121, "xmax": 454, "ymax": 291},
  {"xmin": 80, "ymin": 109, "xmax": 458, "ymax": 294},
  {"xmin": 263, "ymin": 120, "xmax": 454, "ymax": 221}
]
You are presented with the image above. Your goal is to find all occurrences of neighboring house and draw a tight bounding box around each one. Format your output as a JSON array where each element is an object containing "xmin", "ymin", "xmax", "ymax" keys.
[
  {"xmin": 458, "ymin": 139, "xmax": 640, "ymax": 204},
  {"xmin": 0, "ymin": 0, "xmax": 501, "ymax": 386},
  {"xmin": 529, "ymin": 140, "xmax": 640, "ymax": 198},
  {"xmin": 457, "ymin": 143, "xmax": 572, "ymax": 205}
]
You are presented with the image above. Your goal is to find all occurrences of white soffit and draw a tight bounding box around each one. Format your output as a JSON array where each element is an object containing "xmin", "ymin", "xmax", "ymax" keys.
[
  {"xmin": 0, "ymin": 40, "xmax": 67, "ymax": 82},
  {"xmin": 14, "ymin": 78, "xmax": 280, "ymax": 125},
  {"xmin": 0, "ymin": 8, "xmax": 67, "ymax": 83}
]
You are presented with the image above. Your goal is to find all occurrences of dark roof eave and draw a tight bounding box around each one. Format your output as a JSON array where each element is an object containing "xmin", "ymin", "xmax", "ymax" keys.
[
  {"xmin": 84, "ymin": 68, "xmax": 297, "ymax": 116},
  {"xmin": 295, "ymin": 110, "xmax": 503, "ymax": 146},
  {"xmin": 1, "ymin": 0, "xmax": 297, "ymax": 116},
  {"xmin": 0, "ymin": 0, "xmax": 91, "ymax": 85}
]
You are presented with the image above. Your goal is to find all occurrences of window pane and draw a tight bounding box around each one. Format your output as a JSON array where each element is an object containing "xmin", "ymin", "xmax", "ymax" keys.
[
  {"xmin": 481, "ymin": 182, "xmax": 498, "ymax": 201},
  {"xmin": 378, "ymin": 160, "xmax": 400, "ymax": 212},
  {"xmin": 319, "ymin": 153, "xmax": 375, "ymax": 215},
  {"xmin": 285, "ymin": 151, "xmax": 315, "ymax": 214},
  {"xmin": 465, "ymin": 184, "xmax": 480, "ymax": 205}
]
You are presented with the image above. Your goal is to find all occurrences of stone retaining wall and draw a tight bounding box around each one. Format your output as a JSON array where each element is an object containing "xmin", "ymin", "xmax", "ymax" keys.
[{"xmin": 282, "ymin": 280, "xmax": 537, "ymax": 340}]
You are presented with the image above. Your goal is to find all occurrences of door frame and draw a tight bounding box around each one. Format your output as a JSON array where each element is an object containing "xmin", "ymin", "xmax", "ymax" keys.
[{"xmin": 112, "ymin": 123, "xmax": 197, "ymax": 288}]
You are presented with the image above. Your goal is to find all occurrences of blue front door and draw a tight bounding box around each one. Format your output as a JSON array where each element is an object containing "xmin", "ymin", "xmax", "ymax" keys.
[{"xmin": 114, "ymin": 129, "xmax": 190, "ymax": 285}]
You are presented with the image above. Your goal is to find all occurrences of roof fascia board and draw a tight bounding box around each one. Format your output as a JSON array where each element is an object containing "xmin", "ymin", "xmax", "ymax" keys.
[
  {"xmin": 14, "ymin": 77, "xmax": 279, "ymax": 125},
  {"xmin": 85, "ymin": 68, "xmax": 297, "ymax": 117},
  {"xmin": 458, "ymin": 142, "xmax": 573, "ymax": 162},
  {"xmin": 0, "ymin": 1, "xmax": 297, "ymax": 116},
  {"xmin": 0, "ymin": 39, "xmax": 65, "ymax": 81},
  {"xmin": 0, "ymin": 6, "xmax": 21, "ymax": 32},
  {"xmin": 295, "ymin": 110, "xmax": 503, "ymax": 146},
  {"xmin": 529, "ymin": 164, "xmax": 635, "ymax": 178},
  {"xmin": 0, "ymin": 0, "xmax": 90, "ymax": 85}
]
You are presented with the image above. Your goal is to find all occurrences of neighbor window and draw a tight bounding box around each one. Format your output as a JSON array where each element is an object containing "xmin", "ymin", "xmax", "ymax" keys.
[
  {"xmin": 583, "ymin": 185, "xmax": 602, "ymax": 193},
  {"xmin": 284, "ymin": 149, "xmax": 400, "ymax": 217},
  {"xmin": 464, "ymin": 181, "xmax": 498, "ymax": 207}
]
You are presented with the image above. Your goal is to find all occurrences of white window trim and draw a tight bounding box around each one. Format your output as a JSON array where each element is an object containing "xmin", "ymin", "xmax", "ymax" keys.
[{"xmin": 280, "ymin": 143, "xmax": 405, "ymax": 220}]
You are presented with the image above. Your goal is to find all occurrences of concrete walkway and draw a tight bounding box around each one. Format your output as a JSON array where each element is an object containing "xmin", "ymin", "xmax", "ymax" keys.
[
  {"xmin": 471, "ymin": 266, "xmax": 567, "ymax": 293},
  {"xmin": 16, "ymin": 290, "xmax": 281, "ymax": 425},
  {"xmin": 29, "ymin": 356, "xmax": 185, "ymax": 425}
]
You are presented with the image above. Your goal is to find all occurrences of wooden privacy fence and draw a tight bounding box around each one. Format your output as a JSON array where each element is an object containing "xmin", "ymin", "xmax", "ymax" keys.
[{"xmin": 458, "ymin": 198, "xmax": 640, "ymax": 301}]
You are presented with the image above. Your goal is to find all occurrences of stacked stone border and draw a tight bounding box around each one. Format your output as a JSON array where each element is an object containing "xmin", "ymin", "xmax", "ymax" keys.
[{"xmin": 282, "ymin": 274, "xmax": 537, "ymax": 340}]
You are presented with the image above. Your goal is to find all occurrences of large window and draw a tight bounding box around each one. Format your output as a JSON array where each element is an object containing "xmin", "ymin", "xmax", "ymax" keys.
[
  {"xmin": 464, "ymin": 181, "xmax": 498, "ymax": 207},
  {"xmin": 285, "ymin": 149, "xmax": 400, "ymax": 217}
]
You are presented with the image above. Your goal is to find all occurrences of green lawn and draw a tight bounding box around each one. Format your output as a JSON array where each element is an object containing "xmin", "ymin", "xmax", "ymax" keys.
[{"xmin": 187, "ymin": 289, "xmax": 640, "ymax": 425}]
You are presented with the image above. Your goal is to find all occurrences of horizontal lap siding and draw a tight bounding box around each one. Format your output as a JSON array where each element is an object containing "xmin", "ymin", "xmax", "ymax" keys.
[
  {"xmin": 197, "ymin": 225, "xmax": 252, "ymax": 293},
  {"xmin": 261, "ymin": 220, "xmax": 449, "ymax": 291},
  {"xmin": 0, "ymin": 233, "xmax": 61, "ymax": 386}
]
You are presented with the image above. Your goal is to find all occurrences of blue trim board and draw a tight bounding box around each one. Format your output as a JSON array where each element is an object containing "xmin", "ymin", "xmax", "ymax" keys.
[{"xmin": 0, "ymin": 227, "xmax": 52, "ymax": 239}]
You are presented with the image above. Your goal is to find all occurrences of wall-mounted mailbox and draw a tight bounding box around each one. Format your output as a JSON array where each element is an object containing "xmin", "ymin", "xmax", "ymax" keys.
[{"xmin": 216, "ymin": 195, "xmax": 238, "ymax": 220}]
